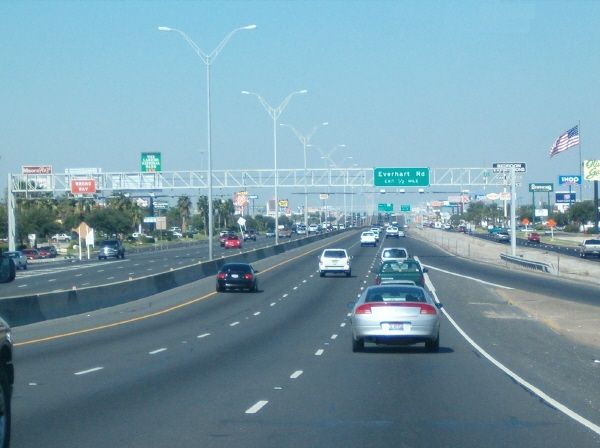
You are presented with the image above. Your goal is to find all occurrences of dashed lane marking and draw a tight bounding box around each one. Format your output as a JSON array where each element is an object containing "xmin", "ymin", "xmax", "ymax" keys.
[
  {"xmin": 290, "ymin": 370, "xmax": 303, "ymax": 379},
  {"xmin": 149, "ymin": 348, "xmax": 167, "ymax": 355},
  {"xmin": 245, "ymin": 400, "xmax": 269, "ymax": 414},
  {"xmin": 315, "ymin": 349, "xmax": 324, "ymax": 356},
  {"xmin": 74, "ymin": 367, "xmax": 104, "ymax": 376}
]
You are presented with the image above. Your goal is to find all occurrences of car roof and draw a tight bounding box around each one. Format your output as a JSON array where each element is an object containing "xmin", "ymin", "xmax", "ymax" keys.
[{"xmin": 220, "ymin": 263, "xmax": 253, "ymax": 270}]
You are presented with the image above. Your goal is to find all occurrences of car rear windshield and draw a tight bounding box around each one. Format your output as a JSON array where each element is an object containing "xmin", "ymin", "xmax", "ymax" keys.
[
  {"xmin": 222, "ymin": 264, "xmax": 251, "ymax": 272},
  {"xmin": 383, "ymin": 249, "xmax": 407, "ymax": 258},
  {"xmin": 323, "ymin": 250, "xmax": 347, "ymax": 258},
  {"xmin": 585, "ymin": 239, "xmax": 600, "ymax": 244},
  {"xmin": 101, "ymin": 240, "xmax": 119, "ymax": 247},
  {"xmin": 381, "ymin": 261, "xmax": 420, "ymax": 273},
  {"xmin": 366, "ymin": 288, "xmax": 426, "ymax": 303}
]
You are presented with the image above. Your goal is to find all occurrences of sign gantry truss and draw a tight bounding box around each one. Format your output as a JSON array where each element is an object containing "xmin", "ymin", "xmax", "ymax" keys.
[{"xmin": 9, "ymin": 167, "xmax": 508, "ymax": 194}]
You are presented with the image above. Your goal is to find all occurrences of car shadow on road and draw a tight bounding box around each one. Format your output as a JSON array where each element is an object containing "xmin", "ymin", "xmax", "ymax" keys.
[{"xmin": 360, "ymin": 345, "xmax": 454, "ymax": 355}]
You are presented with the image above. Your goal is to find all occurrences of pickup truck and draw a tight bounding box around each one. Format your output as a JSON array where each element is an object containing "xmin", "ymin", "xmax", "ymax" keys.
[{"xmin": 579, "ymin": 239, "xmax": 600, "ymax": 258}]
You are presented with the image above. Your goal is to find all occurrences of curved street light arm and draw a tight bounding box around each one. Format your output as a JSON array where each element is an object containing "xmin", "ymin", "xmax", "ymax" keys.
[
  {"xmin": 169, "ymin": 28, "xmax": 209, "ymax": 64},
  {"xmin": 274, "ymin": 90, "xmax": 307, "ymax": 120},
  {"xmin": 209, "ymin": 24, "xmax": 256, "ymax": 62}
]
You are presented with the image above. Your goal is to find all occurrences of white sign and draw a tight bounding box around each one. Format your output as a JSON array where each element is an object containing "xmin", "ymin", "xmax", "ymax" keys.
[
  {"xmin": 535, "ymin": 208, "xmax": 549, "ymax": 217},
  {"xmin": 143, "ymin": 217, "xmax": 157, "ymax": 223},
  {"xmin": 237, "ymin": 217, "xmax": 247, "ymax": 226},
  {"xmin": 493, "ymin": 162, "xmax": 527, "ymax": 173}
]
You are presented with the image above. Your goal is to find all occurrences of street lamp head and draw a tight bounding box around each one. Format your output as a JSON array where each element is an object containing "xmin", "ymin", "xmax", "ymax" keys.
[
  {"xmin": 298, "ymin": 89, "xmax": 308, "ymax": 94},
  {"xmin": 242, "ymin": 24, "xmax": 257, "ymax": 30},
  {"xmin": 322, "ymin": 122, "xmax": 329, "ymax": 126},
  {"xmin": 158, "ymin": 26, "xmax": 173, "ymax": 32},
  {"xmin": 241, "ymin": 90, "xmax": 251, "ymax": 95}
]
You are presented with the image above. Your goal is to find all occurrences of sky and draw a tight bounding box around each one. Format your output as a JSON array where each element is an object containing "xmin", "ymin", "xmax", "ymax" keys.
[{"xmin": 1, "ymin": 0, "xmax": 599, "ymax": 211}]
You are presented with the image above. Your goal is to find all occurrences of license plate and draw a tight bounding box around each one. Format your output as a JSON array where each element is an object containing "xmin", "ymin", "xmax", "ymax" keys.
[
  {"xmin": 231, "ymin": 274, "xmax": 239, "ymax": 279},
  {"xmin": 382, "ymin": 322, "xmax": 409, "ymax": 331}
]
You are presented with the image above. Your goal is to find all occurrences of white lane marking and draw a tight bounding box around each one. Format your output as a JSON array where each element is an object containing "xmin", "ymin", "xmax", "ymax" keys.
[
  {"xmin": 422, "ymin": 263, "xmax": 513, "ymax": 290},
  {"xmin": 18, "ymin": 284, "xmax": 27, "ymax": 288},
  {"xmin": 97, "ymin": 270, "xmax": 104, "ymax": 273},
  {"xmin": 331, "ymin": 334, "xmax": 338, "ymax": 340},
  {"xmin": 253, "ymin": 312, "xmax": 261, "ymax": 316},
  {"xmin": 82, "ymin": 283, "xmax": 90, "ymax": 286},
  {"xmin": 283, "ymin": 294, "xmax": 288, "ymax": 298},
  {"xmin": 302, "ymin": 280, "xmax": 307, "ymax": 283},
  {"xmin": 133, "ymin": 264, "xmax": 139, "ymax": 266},
  {"xmin": 107, "ymin": 276, "xmax": 115, "ymax": 280},
  {"xmin": 48, "ymin": 279, "xmax": 56, "ymax": 282},
  {"xmin": 197, "ymin": 333, "xmax": 211, "ymax": 338},
  {"xmin": 245, "ymin": 400, "xmax": 269, "ymax": 414},
  {"xmin": 293, "ymin": 286, "xmax": 298, "ymax": 290},
  {"xmin": 347, "ymin": 313, "xmax": 352, "ymax": 317},
  {"xmin": 310, "ymin": 274, "xmax": 314, "ymax": 278},
  {"xmin": 290, "ymin": 370, "xmax": 303, "ymax": 379},
  {"xmin": 128, "ymin": 272, "xmax": 134, "ymax": 275},
  {"xmin": 315, "ymin": 349, "xmax": 324, "ymax": 356},
  {"xmin": 75, "ymin": 273, "xmax": 83, "ymax": 277},
  {"xmin": 340, "ymin": 323, "xmax": 346, "ymax": 328},
  {"xmin": 425, "ymin": 272, "xmax": 600, "ymax": 436},
  {"xmin": 149, "ymin": 348, "xmax": 167, "ymax": 355},
  {"xmin": 74, "ymin": 367, "xmax": 104, "ymax": 376},
  {"xmin": 270, "ymin": 302, "xmax": 276, "ymax": 307},
  {"xmin": 363, "ymin": 280, "xmax": 367, "ymax": 284},
  {"xmin": 230, "ymin": 321, "xmax": 240, "ymax": 327}
]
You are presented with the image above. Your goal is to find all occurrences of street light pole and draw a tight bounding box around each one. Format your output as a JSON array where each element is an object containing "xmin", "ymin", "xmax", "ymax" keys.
[
  {"xmin": 279, "ymin": 122, "xmax": 328, "ymax": 228},
  {"xmin": 242, "ymin": 89, "xmax": 308, "ymax": 245},
  {"xmin": 159, "ymin": 24, "xmax": 256, "ymax": 261}
]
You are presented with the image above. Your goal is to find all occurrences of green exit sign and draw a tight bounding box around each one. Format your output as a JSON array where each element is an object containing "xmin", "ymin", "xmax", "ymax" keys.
[
  {"xmin": 400, "ymin": 205, "xmax": 411, "ymax": 212},
  {"xmin": 374, "ymin": 167, "xmax": 430, "ymax": 187},
  {"xmin": 378, "ymin": 203, "xmax": 393, "ymax": 212},
  {"xmin": 141, "ymin": 152, "xmax": 162, "ymax": 173}
]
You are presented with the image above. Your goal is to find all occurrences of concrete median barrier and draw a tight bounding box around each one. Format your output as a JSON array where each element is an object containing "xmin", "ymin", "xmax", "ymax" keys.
[{"xmin": 0, "ymin": 231, "xmax": 346, "ymax": 327}]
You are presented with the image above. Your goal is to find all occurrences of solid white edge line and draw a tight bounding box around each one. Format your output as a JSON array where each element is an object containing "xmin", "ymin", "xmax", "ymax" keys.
[
  {"xmin": 424, "ymin": 272, "xmax": 600, "ymax": 436},
  {"xmin": 290, "ymin": 370, "xmax": 303, "ymax": 379},
  {"xmin": 74, "ymin": 366, "xmax": 104, "ymax": 376},
  {"xmin": 149, "ymin": 348, "xmax": 167, "ymax": 355},
  {"xmin": 245, "ymin": 400, "xmax": 269, "ymax": 414},
  {"xmin": 422, "ymin": 262, "xmax": 513, "ymax": 290}
]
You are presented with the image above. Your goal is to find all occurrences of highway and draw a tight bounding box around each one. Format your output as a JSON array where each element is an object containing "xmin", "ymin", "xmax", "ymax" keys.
[
  {"xmin": 10, "ymin": 230, "xmax": 600, "ymax": 447},
  {"xmin": 1, "ymin": 235, "xmax": 301, "ymax": 297}
]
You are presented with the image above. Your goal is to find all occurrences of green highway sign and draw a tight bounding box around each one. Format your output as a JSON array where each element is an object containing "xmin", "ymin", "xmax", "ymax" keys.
[
  {"xmin": 528, "ymin": 182, "xmax": 553, "ymax": 193},
  {"xmin": 374, "ymin": 167, "xmax": 430, "ymax": 187},
  {"xmin": 378, "ymin": 203, "xmax": 393, "ymax": 212},
  {"xmin": 141, "ymin": 152, "xmax": 162, "ymax": 172},
  {"xmin": 400, "ymin": 204, "xmax": 411, "ymax": 212}
]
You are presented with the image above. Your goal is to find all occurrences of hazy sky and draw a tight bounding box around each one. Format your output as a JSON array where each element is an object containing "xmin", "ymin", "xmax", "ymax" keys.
[{"xmin": 1, "ymin": 0, "xmax": 598, "ymax": 209}]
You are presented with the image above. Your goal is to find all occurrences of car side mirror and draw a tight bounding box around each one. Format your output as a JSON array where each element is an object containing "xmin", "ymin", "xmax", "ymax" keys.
[
  {"xmin": 423, "ymin": 267, "xmax": 429, "ymax": 273},
  {"xmin": 435, "ymin": 302, "xmax": 443, "ymax": 309}
]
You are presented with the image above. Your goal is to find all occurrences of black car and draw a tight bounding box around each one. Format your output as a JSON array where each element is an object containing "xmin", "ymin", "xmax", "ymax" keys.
[
  {"xmin": 0, "ymin": 317, "xmax": 14, "ymax": 448},
  {"xmin": 216, "ymin": 263, "xmax": 258, "ymax": 292},
  {"xmin": 98, "ymin": 239, "xmax": 125, "ymax": 260},
  {"xmin": 243, "ymin": 229, "xmax": 257, "ymax": 241}
]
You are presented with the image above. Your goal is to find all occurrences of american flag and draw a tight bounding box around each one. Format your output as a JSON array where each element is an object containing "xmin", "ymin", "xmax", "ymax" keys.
[{"xmin": 549, "ymin": 125, "xmax": 580, "ymax": 157}]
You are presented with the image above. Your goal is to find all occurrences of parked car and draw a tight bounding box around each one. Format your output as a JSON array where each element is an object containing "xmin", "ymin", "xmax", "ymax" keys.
[
  {"xmin": 527, "ymin": 232, "xmax": 541, "ymax": 244},
  {"xmin": 318, "ymin": 248, "xmax": 352, "ymax": 277},
  {"xmin": 350, "ymin": 284, "xmax": 441, "ymax": 352},
  {"xmin": 51, "ymin": 233, "xmax": 71, "ymax": 241},
  {"xmin": 216, "ymin": 262, "xmax": 258, "ymax": 292},
  {"xmin": 375, "ymin": 259, "xmax": 427, "ymax": 287},
  {"xmin": 265, "ymin": 229, "xmax": 276, "ymax": 238},
  {"xmin": 21, "ymin": 248, "xmax": 41, "ymax": 260},
  {"xmin": 4, "ymin": 251, "xmax": 27, "ymax": 270},
  {"xmin": 360, "ymin": 231, "xmax": 377, "ymax": 247},
  {"xmin": 38, "ymin": 245, "xmax": 58, "ymax": 258},
  {"xmin": 0, "ymin": 316, "xmax": 14, "ymax": 447},
  {"xmin": 278, "ymin": 228, "xmax": 292, "ymax": 238},
  {"xmin": 224, "ymin": 235, "xmax": 242, "ymax": 249},
  {"xmin": 98, "ymin": 240, "xmax": 125, "ymax": 260}
]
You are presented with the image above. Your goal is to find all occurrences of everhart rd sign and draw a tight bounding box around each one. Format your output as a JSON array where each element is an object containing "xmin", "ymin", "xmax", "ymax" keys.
[{"xmin": 374, "ymin": 167, "xmax": 430, "ymax": 187}]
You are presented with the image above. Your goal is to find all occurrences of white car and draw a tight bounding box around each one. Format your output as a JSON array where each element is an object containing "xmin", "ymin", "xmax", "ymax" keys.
[
  {"xmin": 380, "ymin": 247, "xmax": 409, "ymax": 264},
  {"xmin": 386, "ymin": 226, "xmax": 400, "ymax": 238},
  {"xmin": 51, "ymin": 233, "xmax": 71, "ymax": 241},
  {"xmin": 308, "ymin": 224, "xmax": 319, "ymax": 234},
  {"xmin": 370, "ymin": 227, "xmax": 381, "ymax": 242},
  {"xmin": 318, "ymin": 249, "xmax": 351, "ymax": 277},
  {"xmin": 360, "ymin": 231, "xmax": 377, "ymax": 247}
]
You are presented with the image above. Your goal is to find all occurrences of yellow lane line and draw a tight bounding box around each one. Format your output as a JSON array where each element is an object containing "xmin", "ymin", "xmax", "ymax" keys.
[{"xmin": 15, "ymin": 233, "xmax": 351, "ymax": 347}]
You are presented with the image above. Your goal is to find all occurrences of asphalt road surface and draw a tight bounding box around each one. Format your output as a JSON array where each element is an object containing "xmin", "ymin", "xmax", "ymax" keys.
[{"xmin": 10, "ymin": 231, "xmax": 600, "ymax": 447}]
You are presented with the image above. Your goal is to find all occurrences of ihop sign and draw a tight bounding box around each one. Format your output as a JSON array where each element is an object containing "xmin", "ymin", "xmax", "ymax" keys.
[{"xmin": 558, "ymin": 175, "xmax": 582, "ymax": 185}]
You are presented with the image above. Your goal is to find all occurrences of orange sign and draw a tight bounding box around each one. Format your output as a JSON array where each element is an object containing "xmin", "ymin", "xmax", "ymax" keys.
[
  {"xmin": 547, "ymin": 218, "xmax": 556, "ymax": 228},
  {"xmin": 521, "ymin": 218, "xmax": 530, "ymax": 225},
  {"xmin": 70, "ymin": 179, "xmax": 96, "ymax": 195}
]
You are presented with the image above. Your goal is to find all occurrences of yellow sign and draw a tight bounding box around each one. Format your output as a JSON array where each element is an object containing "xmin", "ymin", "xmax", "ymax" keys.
[{"xmin": 278, "ymin": 199, "xmax": 288, "ymax": 207}]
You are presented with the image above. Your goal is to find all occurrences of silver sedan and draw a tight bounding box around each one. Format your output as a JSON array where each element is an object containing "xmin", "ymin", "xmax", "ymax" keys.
[{"xmin": 350, "ymin": 285, "xmax": 442, "ymax": 352}]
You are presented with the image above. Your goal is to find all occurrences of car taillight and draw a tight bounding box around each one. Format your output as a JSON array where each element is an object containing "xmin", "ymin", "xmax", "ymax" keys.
[
  {"xmin": 375, "ymin": 276, "xmax": 381, "ymax": 285},
  {"xmin": 419, "ymin": 304, "xmax": 437, "ymax": 315},
  {"xmin": 217, "ymin": 273, "xmax": 226, "ymax": 279},
  {"xmin": 355, "ymin": 304, "xmax": 372, "ymax": 314},
  {"xmin": 244, "ymin": 273, "xmax": 253, "ymax": 280}
]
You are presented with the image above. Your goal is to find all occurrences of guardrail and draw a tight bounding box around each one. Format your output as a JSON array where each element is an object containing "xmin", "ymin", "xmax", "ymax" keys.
[
  {"xmin": 500, "ymin": 253, "xmax": 551, "ymax": 273},
  {"xmin": 0, "ymin": 230, "xmax": 350, "ymax": 327}
]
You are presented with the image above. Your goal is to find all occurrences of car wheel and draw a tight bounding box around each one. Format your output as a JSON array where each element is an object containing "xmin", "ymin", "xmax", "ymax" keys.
[
  {"xmin": 252, "ymin": 282, "xmax": 258, "ymax": 293},
  {"xmin": 352, "ymin": 337, "xmax": 364, "ymax": 352},
  {"xmin": 0, "ymin": 366, "xmax": 11, "ymax": 448},
  {"xmin": 216, "ymin": 284, "xmax": 223, "ymax": 293},
  {"xmin": 319, "ymin": 271, "xmax": 325, "ymax": 277},
  {"xmin": 346, "ymin": 270, "xmax": 351, "ymax": 277},
  {"xmin": 426, "ymin": 334, "xmax": 440, "ymax": 353}
]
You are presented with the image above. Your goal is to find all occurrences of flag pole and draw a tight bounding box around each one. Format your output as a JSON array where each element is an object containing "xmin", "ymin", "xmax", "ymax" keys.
[{"xmin": 579, "ymin": 120, "xmax": 582, "ymax": 201}]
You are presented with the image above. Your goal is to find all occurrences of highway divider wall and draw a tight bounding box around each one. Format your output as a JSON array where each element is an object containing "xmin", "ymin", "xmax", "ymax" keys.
[{"xmin": 0, "ymin": 232, "xmax": 342, "ymax": 327}]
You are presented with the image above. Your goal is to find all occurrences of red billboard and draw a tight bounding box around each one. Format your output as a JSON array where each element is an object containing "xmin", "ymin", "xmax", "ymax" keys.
[{"xmin": 70, "ymin": 179, "xmax": 96, "ymax": 195}]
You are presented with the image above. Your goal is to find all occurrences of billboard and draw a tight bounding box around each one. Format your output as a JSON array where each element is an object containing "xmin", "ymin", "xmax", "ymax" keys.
[
  {"xmin": 583, "ymin": 160, "xmax": 600, "ymax": 181},
  {"xmin": 555, "ymin": 192, "xmax": 576, "ymax": 204},
  {"xmin": 70, "ymin": 179, "xmax": 96, "ymax": 195},
  {"xmin": 22, "ymin": 165, "xmax": 52, "ymax": 175}
]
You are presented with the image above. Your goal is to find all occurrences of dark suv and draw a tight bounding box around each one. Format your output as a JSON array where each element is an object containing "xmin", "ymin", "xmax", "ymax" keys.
[
  {"xmin": 243, "ymin": 229, "xmax": 257, "ymax": 241},
  {"xmin": 98, "ymin": 239, "xmax": 125, "ymax": 260}
]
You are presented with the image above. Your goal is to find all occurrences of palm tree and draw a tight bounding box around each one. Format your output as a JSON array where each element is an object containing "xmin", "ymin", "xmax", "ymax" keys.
[
  {"xmin": 177, "ymin": 195, "xmax": 192, "ymax": 233},
  {"xmin": 197, "ymin": 195, "xmax": 209, "ymax": 235}
]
